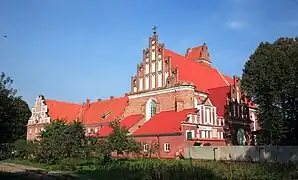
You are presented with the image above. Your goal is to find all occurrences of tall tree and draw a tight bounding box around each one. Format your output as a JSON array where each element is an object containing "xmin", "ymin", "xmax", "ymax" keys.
[
  {"xmin": 241, "ymin": 37, "xmax": 298, "ymax": 145},
  {"xmin": 0, "ymin": 72, "xmax": 31, "ymax": 144}
]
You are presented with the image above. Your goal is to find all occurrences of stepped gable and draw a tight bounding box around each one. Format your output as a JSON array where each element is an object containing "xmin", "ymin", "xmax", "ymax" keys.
[{"xmin": 133, "ymin": 108, "xmax": 197, "ymax": 135}]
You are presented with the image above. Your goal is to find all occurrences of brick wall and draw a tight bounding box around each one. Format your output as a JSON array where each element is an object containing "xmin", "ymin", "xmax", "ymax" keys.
[{"xmin": 124, "ymin": 88, "xmax": 196, "ymax": 117}]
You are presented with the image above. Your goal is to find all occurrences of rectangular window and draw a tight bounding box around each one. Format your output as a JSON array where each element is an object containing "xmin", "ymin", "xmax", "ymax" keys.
[
  {"xmin": 186, "ymin": 131, "xmax": 192, "ymax": 140},
  {"xmin": 35, "ymin": 128, "xmax": 38, "ymax": 133},
  {"xmin": 220, "ymin": 132, "xmax": 224, "ymax": 139},
  {"xmin": 95, "ymin": 128, "xmax": 99, "ymax": 133},
  {"xmin": 202, "ymin": 131, "xmax": 205, "ymax": 138},
  {"xmin": 143, "ymin": 144, "xmax": 149, "ymax": 152},
  {"xmin": 29, "ymin": 129, "xmax": 32, "ymax": 134},
  {"xmin": 218, "ymin": 118, "xmax": 221, "ymax": 126},
  {"xmin": 206, "ymin": 131, "xmax": 209, "ymax": 138},
  {"xmin": 206, "ymin": 108, "xmax": 210, "ymax": 123},
  {"xmin": 164, "ymin": 143, "xmax": 170, "ymax": 152},
  {"xmin": 87, "ymin": 128, "xmax": 91, "ymax": 133},
  {"xmin": 212, "ymin": 129, "xmax": 217, "ymax": 138}
]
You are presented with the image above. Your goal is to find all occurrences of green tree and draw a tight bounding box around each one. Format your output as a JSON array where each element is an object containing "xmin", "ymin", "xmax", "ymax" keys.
[
  {"xmin": 35, "ymin": 119, "xmax": 87, "ymax": 163},
  {"xmin": 0, "ymin": 72, "xmax": 31, "ymax": 144},
  {"xmin": 107, "ymin": 120, "xmax": 141, "ymax": 155},
  {"xmin": 241, "ymin": 37, "xmax": 298, "ymax": 145}
]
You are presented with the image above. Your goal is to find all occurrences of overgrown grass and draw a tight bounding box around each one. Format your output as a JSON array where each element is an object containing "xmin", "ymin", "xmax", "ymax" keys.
[{"xmin": 2, "ymin": 158, "xmax": 297, "ymax": 180}]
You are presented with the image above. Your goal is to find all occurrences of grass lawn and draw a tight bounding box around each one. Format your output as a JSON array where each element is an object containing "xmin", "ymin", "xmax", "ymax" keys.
[{"xmin": 1, "ymin": 158, "xmax": 297, "ymax": 180}]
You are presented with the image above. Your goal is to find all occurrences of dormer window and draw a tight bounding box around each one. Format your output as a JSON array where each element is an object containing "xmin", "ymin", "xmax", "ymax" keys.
[{"xmin": 101, "ymin": 111, "xmax": 111, "ymax": 119}]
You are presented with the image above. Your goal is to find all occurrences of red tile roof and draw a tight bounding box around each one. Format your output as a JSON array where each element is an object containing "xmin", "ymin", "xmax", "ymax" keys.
[
  {"xmin": 98, "ymin": 114, "xmax": 144, "ymax": 136},
  {"xmin": 82, "ymin": 97, "xmax": 128, "ymax": 124},
  {"xmin": 208, "ymin": 86, "xmax": 231, "ymax": 117},
  {"xmin": 133, "ymin": 109, "xmax": 197, "ymax": 135},
  {"xmin": 45, "ymin": 99, "xmax": 81, "ymax": 123},
  {"xmin": 164, "ymin": 49, "xmax": 230, "ymax": 92},
  {"xmin": 44, "ymin": 96, "xmax": 128, "ymax": 124}
]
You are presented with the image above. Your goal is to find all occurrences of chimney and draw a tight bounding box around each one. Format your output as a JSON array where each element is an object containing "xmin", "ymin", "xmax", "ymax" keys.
[
  {"xmin": 110, "ymin": 96, "xmax": 114, "ymax": 100},
  {"xmin": 97, "ymin": 99, "xmax": 102, "ymax": 102},
  {"xmin": 86, "ymin": 98, "xmax": 90, "ymax": 105}
]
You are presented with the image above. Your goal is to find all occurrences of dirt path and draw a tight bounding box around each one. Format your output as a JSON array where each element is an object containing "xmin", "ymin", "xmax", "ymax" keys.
[{"xmin": 0, "ymin": 162, "xmax": 80, "ymax": 179}]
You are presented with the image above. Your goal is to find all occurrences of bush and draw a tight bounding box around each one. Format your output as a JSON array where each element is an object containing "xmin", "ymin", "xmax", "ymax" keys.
[{"xmin": 13, "ymin": 139, "xmax": 36, "ymax": 159}]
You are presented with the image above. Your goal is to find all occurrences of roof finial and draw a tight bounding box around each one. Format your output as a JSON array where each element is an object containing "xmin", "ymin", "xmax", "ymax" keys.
[{"xmin": 152, "ymin": 25, "xmax": 157, "ymax": 35}]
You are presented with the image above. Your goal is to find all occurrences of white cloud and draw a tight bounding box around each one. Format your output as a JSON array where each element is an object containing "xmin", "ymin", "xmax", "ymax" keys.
[{"xmin": 225, "ymin": 21, "xmax": 248, "ymax": 30}]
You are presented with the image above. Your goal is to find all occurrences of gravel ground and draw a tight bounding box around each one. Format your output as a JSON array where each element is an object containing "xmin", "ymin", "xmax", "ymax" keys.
[{"xmin": 0, "ymin": 162, "xmax": 81, "ymax": 180}]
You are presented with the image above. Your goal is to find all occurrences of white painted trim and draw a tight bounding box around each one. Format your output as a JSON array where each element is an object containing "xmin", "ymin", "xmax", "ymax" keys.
[
  {"xmin": 194, "ymin": 91, "xmax": 208, "ymax": 98},
  {"xmin": 128, "ymin": 85, "xmax": 195, "ymax": 99}
]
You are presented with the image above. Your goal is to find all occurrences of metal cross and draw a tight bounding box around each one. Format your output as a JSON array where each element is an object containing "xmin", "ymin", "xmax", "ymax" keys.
[{"xmin": 152, "ymin": 25, "xmax": 157, "ymax": 34}]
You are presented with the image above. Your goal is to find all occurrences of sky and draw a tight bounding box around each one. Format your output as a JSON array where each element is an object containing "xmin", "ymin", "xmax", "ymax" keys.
[{"xmin": 0, "ymin": 0, "xmax": 297, "ymax": 108}]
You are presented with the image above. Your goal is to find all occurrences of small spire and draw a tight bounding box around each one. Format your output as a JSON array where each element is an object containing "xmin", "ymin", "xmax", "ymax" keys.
[{"xmin": 152, "ymin": 25, "xmax": 157, "ymax": 35}]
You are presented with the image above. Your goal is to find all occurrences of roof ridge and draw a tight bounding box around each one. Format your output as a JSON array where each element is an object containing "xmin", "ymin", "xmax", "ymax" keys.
[
  {"xmin": 208, "ymin": 85, "xmax": 231, "ymax": 91},
  {"xmin": 45, "ymin": 99, "xmax": 80, "ymax": 106},
  {"xmin": 215, "ymin": 68, "xmax": 230, "ymax": 86},
  {"xmin": 90, "ymin": 96, "xmax": 127, "ymax": 104}
]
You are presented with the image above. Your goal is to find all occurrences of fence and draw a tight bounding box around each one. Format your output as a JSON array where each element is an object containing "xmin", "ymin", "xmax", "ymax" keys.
[{"xmin": 184, "ymin": 146, "xmax": 298, "ymax": 163}]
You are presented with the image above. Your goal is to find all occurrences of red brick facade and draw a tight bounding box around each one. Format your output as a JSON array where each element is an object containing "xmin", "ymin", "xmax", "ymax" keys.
[{"xmin": 26, "ymin": 29, "xmax": 258, "ymax": 158}]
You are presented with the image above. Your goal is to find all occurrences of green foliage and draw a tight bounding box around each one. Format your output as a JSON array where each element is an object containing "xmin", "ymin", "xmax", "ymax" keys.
[
  {"xmin": 241, "ymin": 37, "xmax": 298, "ymax": 145},
  {"xmin": 13, "ymin": 139, "xmax": 36, "ymax": 159},
  {"xmin": 107, "ymin": 120, "xmax": 141, "ymax": 155},
  {"xmin": 34, "ymin": 120, "xmax": 88, "ymax": 164},
  {"xmin": 0, "ymin": 72, "xmax": 31, "ymax": 145},
  {"xmin": 6, "ymin": 158, "xmax": 296, "ymax": 180}
]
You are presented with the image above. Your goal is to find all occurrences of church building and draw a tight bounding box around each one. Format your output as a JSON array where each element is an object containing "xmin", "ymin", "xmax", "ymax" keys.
[{"xmin": 26, "ymin": 28, "xmax": 258, "ymax": 158}]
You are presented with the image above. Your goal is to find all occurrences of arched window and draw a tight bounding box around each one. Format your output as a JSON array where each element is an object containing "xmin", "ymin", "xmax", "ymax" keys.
[{"xmin": 146, "ymin": 98, "xmax": 157, "ymax": 120}]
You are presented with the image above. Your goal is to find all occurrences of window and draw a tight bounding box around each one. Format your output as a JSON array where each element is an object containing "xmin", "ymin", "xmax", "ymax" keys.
[
  {"xmin": 87, "ymin": 128, "xmax": 91, "ymax": 134},
  {"xmin": 164, "ymin": 143, "xmax": 170, "ymax": 152},
  {"xmin": 202, "ymin": 131, "xmax": 205, "ymax": 138},
  {"xmin": 95, "ymin": 127, "xmax": 99, "ymax": 133},
  {"xmin": 206, "ymin": 108, "xmax": 210, "ymax": 123},
  {"xmin": 143, "ymin": 144, "xmax": 149, "ymax": 152},
  {"xmin": 146, "ymin": 99, "xmax": 157, "ymax": 120},
  {"xmin": 35, "ymin": 128, "xmax": 38, "ymax": 133},
  {"xmin": 186, "ymin": 131, "xmax": 192, "ymax": 140},
  {"xmin": 150, "ymin": 101, "xmax": 157, "ymax": 117},
  {"xmin": 29, "ymin": 129, "xmax": 32, "ymax": 134}
]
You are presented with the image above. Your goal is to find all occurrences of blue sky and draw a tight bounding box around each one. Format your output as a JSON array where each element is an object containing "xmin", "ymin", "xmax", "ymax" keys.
[{"xmin": 0, "ymin": 0, "xmax": 297, "ymax": 107}]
